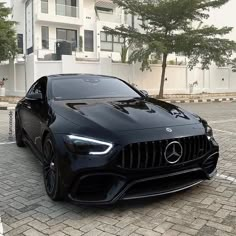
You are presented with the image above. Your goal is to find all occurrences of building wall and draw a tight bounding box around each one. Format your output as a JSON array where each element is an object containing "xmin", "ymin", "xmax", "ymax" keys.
[
  {"xmin": 0, "ymin": 63, "xmax": 25, "ymax": 96},
  {"xmin": 35, "ymin": 61, "xmax": 63, "ymax": 79},
  {"xmin": 3, "ymin": 55, "xmax": 236, "ymax": 96}
]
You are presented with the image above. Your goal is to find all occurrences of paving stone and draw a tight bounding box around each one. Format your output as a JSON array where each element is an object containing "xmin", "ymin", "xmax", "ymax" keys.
[
  {"xmin": 215, "ymin": 209, "xmax": 231, "ymax": 218},
  {"xmin": 206, "ymin": 221, "xmax": 233, "ymax": 233},
  {"xmin": 154, "ymin": 222, "xmax": 173, "ymax": 233},
  {"xmin": 5, "ymin": 225, "xmax": 31, "ymax": 236},
  {"xmin": 172, "ymin": 225, "xmax": 198, "ymax": 235},
  {"xmin": 1, "ymin": 104, "xmax": 236, "ymax": 236},
  {"xmin": 63, "ymin": 227, "xmax": 83, "ymax": 236},
  {"xmin": 23, "ymin": 228, "xmax": 46, "ymax": 236},
  {"xmin": 135, "ymin": 228, "xmax": 161, "ymax": 236},
  {"xmin": 96, "ymin": 223, "xmax": 120, "ymax": 234},
  {"xmin": 28, "ymin": 219, "xmax": 49, "ymax": 231}
]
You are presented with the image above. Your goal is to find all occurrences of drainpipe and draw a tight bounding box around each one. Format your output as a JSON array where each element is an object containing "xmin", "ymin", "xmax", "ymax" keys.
[{"xmin": 23, "ymin": 54, "xmax": 27, "ymax": 92}]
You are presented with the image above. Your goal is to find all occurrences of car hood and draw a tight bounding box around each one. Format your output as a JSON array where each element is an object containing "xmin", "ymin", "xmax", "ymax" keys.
[{"xmin": 52, "ymin": 97, "xmax": 201, "ymax": 133}]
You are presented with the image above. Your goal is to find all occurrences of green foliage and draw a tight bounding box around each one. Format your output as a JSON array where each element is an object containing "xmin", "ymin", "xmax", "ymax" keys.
[
  {"xmin": 121, "ymin": 46, "xmax": 128, "ymax": 63},
  {"xmin": 228, "ymin": 58, "xmax": 236, "ymax": 72},
  {"xmin": 104, "ymin": 0, "xmax": 236, "ymax": 97},
  {"xmin": 0, "ymin": 3, "xmax": 17, "ymax": 62}
]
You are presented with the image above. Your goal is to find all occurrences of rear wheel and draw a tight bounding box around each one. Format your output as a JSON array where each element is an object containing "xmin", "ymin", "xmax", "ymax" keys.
[
  {"xmin": 43, "ymin": 134, "xmax": 65, "ymax": 201},
  {"xmin": 15, "ymin": 115, "xmax": 25, "ymax": 147}
]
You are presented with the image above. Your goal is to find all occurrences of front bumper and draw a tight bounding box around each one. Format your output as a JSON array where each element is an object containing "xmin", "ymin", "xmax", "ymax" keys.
[
  {"xmin": 68, "ymin": 152, "xmax": 218, "ymax": 205},
  {"xmin": 54, "ymin": 134, "xmax": 219, "ymax": 205}
]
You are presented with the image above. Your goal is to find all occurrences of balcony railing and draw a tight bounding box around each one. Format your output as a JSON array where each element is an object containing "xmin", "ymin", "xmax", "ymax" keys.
[{"xmin": 56, "ymin": 4, "xmax": 79, "ymax": 18}]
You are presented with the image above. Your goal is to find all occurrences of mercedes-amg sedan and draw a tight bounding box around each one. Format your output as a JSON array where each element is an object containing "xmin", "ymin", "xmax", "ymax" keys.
[{"xmin": 15, "ymin": 74, "xmax": 219, "ymax": 204}]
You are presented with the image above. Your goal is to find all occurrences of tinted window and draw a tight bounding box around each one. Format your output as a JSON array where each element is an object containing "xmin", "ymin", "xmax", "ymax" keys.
[
  {"xmin": 51, "ymin": 77, "xmax": 140, "ymax": 100},
  {"xmin": 27, "ymin": 78, "xmax": 47, "ymax": 99}
]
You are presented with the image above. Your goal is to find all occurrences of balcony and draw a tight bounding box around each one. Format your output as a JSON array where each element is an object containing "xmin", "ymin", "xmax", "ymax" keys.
[
  {"xmin": 56, "ymin": 4, "xmax": 79, "ymax": 18},
  {"xmin": 35, "ymin": 1, "xmax": 82, "ymax": 26}
]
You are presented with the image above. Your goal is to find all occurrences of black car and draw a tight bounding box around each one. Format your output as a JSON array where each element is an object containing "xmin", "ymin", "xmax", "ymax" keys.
[{"xmin": 15, "ymin": 74, "xmax": 219, "ymax": 204}]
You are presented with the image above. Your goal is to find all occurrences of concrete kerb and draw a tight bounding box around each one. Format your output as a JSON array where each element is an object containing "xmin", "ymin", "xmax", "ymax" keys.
[
  {"xmin": 161, "ymin": 97, "xmax": 236, "ymax": 104},
  {"xmin": 0, "ymin": 97, "xmax": 236, "ymax": 110}
]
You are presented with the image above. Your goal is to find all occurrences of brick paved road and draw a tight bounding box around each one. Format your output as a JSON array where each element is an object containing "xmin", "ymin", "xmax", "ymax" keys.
[{"xmin": 0, "ymin": 103, "xmax": 236, "ymax": 236}]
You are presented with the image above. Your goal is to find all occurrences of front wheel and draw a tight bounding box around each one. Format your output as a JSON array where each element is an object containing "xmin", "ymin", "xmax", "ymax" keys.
[
  {"xmin": 43, "ymin": 134, "xmax": 65, "ymax": 201},
  {"xmin": 15, "ymin": 115, "xmax": 25, "ymax": 147}
]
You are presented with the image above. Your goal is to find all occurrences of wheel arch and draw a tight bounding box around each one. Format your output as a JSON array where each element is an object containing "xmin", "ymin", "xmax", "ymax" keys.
[{"xmin": 42, "ymin": 129, "xmax": 50, "ymax": 147}]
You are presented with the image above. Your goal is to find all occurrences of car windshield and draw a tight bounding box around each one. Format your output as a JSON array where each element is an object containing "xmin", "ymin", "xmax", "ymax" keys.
[{"xmin": 51, "ymin": 76, "xmax": 141, "ymax": 100}]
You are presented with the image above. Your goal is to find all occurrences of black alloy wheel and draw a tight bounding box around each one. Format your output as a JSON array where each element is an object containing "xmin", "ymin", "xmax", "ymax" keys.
[
  {"xmin": 15, "ymin": 115, "xmax": 25, "ymax": 147},
  {"xmin": 43, "ymin": 134, "xmax": 65, "ymax": 201}
]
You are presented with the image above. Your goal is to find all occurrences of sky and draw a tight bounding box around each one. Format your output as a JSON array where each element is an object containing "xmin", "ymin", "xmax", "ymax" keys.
[
  {"xmin": 0, "ymin": 0, "xmax": 10, "ymax": 7},
  {"xmin": 207, "ymin": 0, "xmax": 236, "ymax": 40}
]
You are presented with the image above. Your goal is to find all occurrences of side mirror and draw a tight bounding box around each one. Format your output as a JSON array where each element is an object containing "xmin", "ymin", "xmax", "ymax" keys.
[
  {"xmin": 27, "ymin": 93, "xmax": 43, "ymax": 101},
  {"xmin": 140, "ymin": 90, "xmax": 149, "ymax": 97}
]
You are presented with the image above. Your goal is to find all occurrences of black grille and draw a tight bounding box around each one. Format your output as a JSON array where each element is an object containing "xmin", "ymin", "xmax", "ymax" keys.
[{"xmin": 117, "ymin": 135, "xmax": 211, "ymax": 169}]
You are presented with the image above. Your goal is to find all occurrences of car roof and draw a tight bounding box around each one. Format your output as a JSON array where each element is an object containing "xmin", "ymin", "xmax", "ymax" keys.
[{"xmin": 47, "ymin": 74, "xmax": 119, "ymax": 80}]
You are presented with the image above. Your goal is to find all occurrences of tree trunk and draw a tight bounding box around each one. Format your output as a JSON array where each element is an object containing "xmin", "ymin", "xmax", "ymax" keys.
[{"xmin": 159, "ymin": 53, "xmax": 168, "ymax": 99}]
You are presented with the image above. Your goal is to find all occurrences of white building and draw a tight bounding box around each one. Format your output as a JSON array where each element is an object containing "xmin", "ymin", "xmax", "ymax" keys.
[
  {"xmin": 11, "ymin": 0, "xmax": 135, "ymax": 62},
  {"xmin": 1, "ymin": 0, "xmax": 236, "ymax": 96}
]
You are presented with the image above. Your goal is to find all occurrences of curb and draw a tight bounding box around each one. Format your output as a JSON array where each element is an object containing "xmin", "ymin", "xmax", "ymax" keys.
[
  {"xmin": 0, "ymin": 97, "xmax": 236, "ymax": 110},
  {"xmin": 162, "ymin": 97, "xmax": 236, "ymax": 104},
  {"xmin": 0, "ymin": 106, "xmax": 16, "ymax": 110}
]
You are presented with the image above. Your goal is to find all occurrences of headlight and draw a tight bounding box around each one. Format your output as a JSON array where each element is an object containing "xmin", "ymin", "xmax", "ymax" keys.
[
  {"xmin": 206, "ymin": 125, "xmax": 213, "ymax": 137},
  {"xmin": 191, "ymin": 113, "xmax": 213, "ymax": 138},
  {"xmin": 64, "ymin": 135, "xmax": 113, "ymax": 155}
]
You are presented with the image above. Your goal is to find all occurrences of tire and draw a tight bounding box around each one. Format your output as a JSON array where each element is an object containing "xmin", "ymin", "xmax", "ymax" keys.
[
  {"xmin": 43, "ymin": 134, "xmax": 65, "ymax": 201},
  {"xmin": 15, "ymin": 115, "xmax": 25, "ymax": 147}
]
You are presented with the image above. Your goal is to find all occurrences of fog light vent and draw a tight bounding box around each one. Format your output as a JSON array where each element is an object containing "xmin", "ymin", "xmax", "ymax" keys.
[{"xmin": 203, "ymin": 153, "xmax": 218, "ymax": 175}]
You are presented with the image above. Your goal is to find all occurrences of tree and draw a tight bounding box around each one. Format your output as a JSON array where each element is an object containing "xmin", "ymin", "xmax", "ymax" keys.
[
  {"xmin": 104, "ymin": 0, "xmax": 236, "ymax": 98},
  {"xmin": 0, "ymin": 2, "xmax": 17, "ymax": 62},
  {"xmin": 228, "ymin": 58, "xmax": 236, "ymax": 72}
]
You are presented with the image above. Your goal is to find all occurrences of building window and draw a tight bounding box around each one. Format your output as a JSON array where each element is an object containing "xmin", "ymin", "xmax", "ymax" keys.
[
  {"xmin": 41, "ymin": 0, "xmax": 48, "ymax": 13},
  {"xmin": 41, "ymin": 26, "xmax": 49, "ymax": 49},
  {"xmin": 17, "ymin": 34, "xmax": 23, "ymax": 54},
  {"xmin": 56, "ymin": 28, "xmax": 77, "ymax": 51},
  {"xmin": 100, "ymin": 32, "xmax": 124, "ymax": 52},
  {"xmin": 56, "ymin": 0, "xmax": 77, "ymax": 17},
  {"xmin": 96, "ymin": 7, "xmax": 113, "ymax": 13},
  {"xmin": 84, "ymin": 30, "xmax": 94, "ymax": 52}
]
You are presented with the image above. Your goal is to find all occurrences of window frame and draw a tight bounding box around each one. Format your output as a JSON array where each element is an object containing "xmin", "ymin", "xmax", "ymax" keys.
[
  {"xmin": 41, "ymin": 0, "xmax": 48, "ymax": 14},
  {"xmin": 56, "ymin": 0, "xmax": 77, "ymax": 17},
  {"xmin": 41, "ymin": 26, "xmax": 49, "ymax": 49},
  {"xmin": 17, "ymin": 34, "xmax": 24, "ymax": 54},
  {"xmin": 84, "ymin": 30, "xmax": 94, "ymax": 52},
  {"xmin": 26, "ymin": 77, "xmax": 48, "ymax": 100},
  {"xmin": 56, "ymin": 28, "xmax": 78, "ymax": 51},
  {"xmin": 100, "ymin": 31, "xmax": 124, "ymax": 52}
]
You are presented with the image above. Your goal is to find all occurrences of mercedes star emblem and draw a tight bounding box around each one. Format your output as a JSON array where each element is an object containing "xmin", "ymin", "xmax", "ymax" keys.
[
  {"xmin": 164, "ymin": 141, "xmax": 183, "ymax": 164},
  {"xmin": 166, "ymin": 128, "xmax": 173, "ymax": 133}
]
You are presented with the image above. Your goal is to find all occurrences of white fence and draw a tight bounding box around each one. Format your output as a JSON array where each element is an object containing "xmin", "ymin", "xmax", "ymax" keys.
[{"xmin": 1, "ymin": 55, "xmax": 236, "ymax": 96}]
